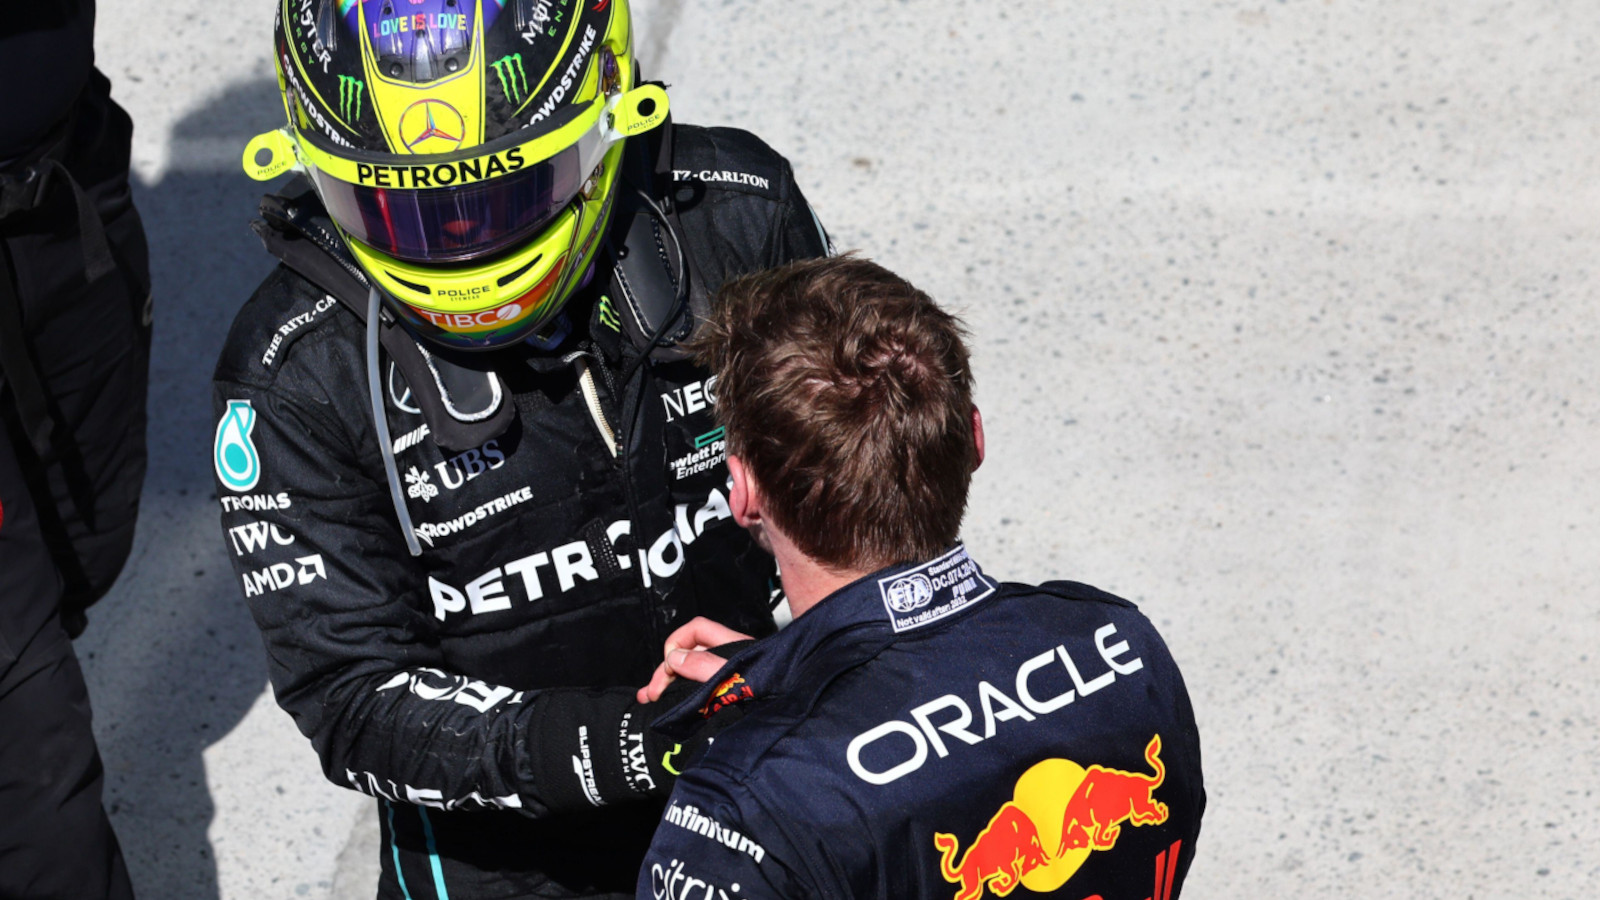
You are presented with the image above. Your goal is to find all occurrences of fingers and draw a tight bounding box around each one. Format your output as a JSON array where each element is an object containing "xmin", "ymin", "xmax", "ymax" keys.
[
  {"xmin": 667, "ymin": 648, "xmax": 728, "ymax": 685},
  {"xmin": 636, "ymin": 617, "xmax": 754, "ymax": 704},
  {"xmin": 635, "ymin": 647, "xmax": 733, "ymax": 703},
  {"xmin": 639, "ymin": 661, "xmax": 676, "ymax": 703},
  {"xmin": 662, "ymin": 616, "xmax": 752, "ymax": 656}
]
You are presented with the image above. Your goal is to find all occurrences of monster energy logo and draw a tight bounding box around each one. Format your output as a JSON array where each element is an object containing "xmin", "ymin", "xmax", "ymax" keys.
[
  {"xmin": 493, "ymin": 54, "xmax": 528, "ymax": 103},
  {"xmin": 596, "ymin": 295, "xmax": 620, "ymax": 332},
  {"xmin": 338, "ymin": 76, "xmax": 365, "ymax": 122}
]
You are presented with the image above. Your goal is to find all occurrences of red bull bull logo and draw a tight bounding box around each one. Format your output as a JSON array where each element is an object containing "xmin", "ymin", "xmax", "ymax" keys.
[
  {"xmin": 1057, "ymin": 736, "xmax": 1169, "ymax": 854},
  {"xmin": 933, "ymin": 736, "xmax": 1171, "ymax": 900},
  {"xmin": 697, "ymin": 672, "xmax": 754, "ymax": 718},
  {"xmin": 933, "ymin": 803, "xmax": 1049, "ymax": 900}
]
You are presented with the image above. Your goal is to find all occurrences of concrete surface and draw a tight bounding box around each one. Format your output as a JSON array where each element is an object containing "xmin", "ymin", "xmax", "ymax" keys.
[{"xmin": 81, "ymin": 1, "xmax": 1597, "ymax": 897}]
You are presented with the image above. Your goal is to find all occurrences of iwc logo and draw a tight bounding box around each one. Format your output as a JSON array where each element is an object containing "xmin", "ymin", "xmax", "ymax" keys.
[
  {"xmin": 400, "ymin": 99, "xmax": 465, "ymax": 153},
  {"xmin": 884, "ymin": 573, "xmax": 934, "ymax": 613}
]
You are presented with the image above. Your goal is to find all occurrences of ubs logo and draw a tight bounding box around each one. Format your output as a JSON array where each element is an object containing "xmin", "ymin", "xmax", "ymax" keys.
[{"xmin": 884, "ymin": 573, "xmax": 934, "ymax": 613}]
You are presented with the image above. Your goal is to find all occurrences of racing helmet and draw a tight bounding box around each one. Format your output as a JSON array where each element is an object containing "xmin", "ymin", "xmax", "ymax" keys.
[{"xmin": 243, "ymin": 0, "xmax": 668, "ymax": 350}]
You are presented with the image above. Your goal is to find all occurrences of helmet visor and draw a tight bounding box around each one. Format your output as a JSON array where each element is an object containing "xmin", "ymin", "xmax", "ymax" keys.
[{"xmin": 309, "ymin": 142, "xmax": 588, "ymax": 264}]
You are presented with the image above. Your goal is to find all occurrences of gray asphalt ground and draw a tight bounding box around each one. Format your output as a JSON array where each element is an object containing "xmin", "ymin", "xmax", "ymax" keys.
[{"xmin": 79, "ymin": 1, "xmax": 1599, "ymax": 897}]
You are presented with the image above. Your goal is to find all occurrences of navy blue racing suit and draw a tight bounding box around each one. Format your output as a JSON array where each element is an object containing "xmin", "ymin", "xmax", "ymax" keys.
[{"xmin": 638, "ymin": 545, "xmax": 1205, "ymax": 900}]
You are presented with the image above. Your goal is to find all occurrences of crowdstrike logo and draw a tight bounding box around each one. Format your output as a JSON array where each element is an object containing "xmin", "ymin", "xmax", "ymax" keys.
[
  {"xmin": 412, "ymin": 486, "xmax": 534, "ymax": 546},
  {"xmin": 280, "ymin": 52, "xmax": 352, "ymax": 147},
  {"xmin": 528, "ymin": 24, "xmax": 596, "ymax": 124}
]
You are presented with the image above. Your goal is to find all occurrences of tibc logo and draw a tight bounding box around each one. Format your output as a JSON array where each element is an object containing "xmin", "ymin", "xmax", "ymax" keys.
[
  {"xmin": 215, "ymin": 400, "xmax": 261, "ymax": 492},
  {"xmin": 933, "ymin": 736, "xmax": 1171, "ymax": 900}
]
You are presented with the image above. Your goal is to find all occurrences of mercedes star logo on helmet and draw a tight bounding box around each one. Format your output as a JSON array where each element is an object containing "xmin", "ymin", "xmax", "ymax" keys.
[{"xmin": 400, "ymin": 99, "xmax": 466, "ymax": 153}]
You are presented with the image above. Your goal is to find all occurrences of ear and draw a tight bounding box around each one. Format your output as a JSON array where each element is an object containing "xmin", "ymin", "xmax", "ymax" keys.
[
  {"xmin": 727, "ymin": 454, "xmax": 762, "ymax": 528},
  {"xmin": 971, "ymin": 405, "xmax": 986, "ymax": 470}
]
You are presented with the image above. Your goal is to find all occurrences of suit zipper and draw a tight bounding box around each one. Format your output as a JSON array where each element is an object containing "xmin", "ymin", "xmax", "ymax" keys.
[{"xmin": 573, "ymin": 355, "xmax": 618, "ymax": 458}]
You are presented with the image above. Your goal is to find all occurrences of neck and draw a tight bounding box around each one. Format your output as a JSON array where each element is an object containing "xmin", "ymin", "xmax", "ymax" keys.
[{"xmin": 766, "ymin": 528, "xmax": 868, "ymax": 619}]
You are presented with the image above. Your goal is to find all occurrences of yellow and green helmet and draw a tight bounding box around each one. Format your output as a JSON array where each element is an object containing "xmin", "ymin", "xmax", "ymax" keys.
[{"xmin": 245, "ymin": 0, "xmax": 667, "ymax": 350}]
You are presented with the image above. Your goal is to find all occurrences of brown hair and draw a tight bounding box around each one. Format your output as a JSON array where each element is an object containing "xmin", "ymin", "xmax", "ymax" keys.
[{"xmin": 692, "ymin": 256, "xmax": 976, "ymax": 572}]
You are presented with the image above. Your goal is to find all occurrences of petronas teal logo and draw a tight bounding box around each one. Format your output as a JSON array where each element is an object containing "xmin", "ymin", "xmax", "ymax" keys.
[{"xmin": 215, "ymin": 400, "xmax": 261, "ymax": 492}]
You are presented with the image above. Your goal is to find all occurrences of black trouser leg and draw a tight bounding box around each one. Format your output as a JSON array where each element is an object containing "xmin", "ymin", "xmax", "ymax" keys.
[
  {"xmin": 0, "ymin": 420, "xmax": 134, "ymax": 900},
  {"xmin": 0, "ymin": 617, "xmax": 134, "ymax": 900}
]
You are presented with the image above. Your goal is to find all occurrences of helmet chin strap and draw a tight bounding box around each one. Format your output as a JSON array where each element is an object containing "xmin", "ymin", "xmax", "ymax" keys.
[{"xmin": 368, "ymin": 284, "xmax": 425, "ymax": 557}]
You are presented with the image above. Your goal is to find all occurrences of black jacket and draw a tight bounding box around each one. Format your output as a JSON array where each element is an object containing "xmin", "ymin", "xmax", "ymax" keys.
[
  {"xmin": 212, "ymin": 123, "xmax": 828, "ymax": 899},
  {"xmin": 638, "ymin": 546, "xmax": 1206, "ymax": 900}
]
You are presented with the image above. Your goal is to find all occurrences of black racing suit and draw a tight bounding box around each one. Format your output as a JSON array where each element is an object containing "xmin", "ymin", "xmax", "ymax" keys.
[{"xmin": 212, "ymin": 124, "xmax": 828, "ymax": 898}]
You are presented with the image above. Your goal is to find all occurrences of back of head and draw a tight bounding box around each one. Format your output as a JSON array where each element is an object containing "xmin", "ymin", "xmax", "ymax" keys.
[{"xmin": 695, "ymin": 257, "xmax": 976, "ymax": 573}]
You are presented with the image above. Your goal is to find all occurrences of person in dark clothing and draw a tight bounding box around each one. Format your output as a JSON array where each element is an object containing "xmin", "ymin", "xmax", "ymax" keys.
[
  {"xmin": 0, "ymin": 3, "xmax": 152, "ymax": 898},
  {"xmin": 216, "ymin": 1, "xmax": 829, "ymax": 896},
  {"xmin": 634, "ymin": 258, "xmax": 1205, "ymax": 899}
]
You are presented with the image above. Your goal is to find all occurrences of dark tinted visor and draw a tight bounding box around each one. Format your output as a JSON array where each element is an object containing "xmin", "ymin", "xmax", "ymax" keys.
[{"xmin": 311, "ymin": 142, "xmax": 587, "ymax": 263}]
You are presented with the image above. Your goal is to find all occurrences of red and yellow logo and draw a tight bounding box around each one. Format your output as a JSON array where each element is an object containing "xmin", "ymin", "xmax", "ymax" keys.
[
  {"xmin": 697, "ymin": 673, "xmax": 755, "ymax": 718},
  {"xmin": 933, "ymin": 735, "xmax": 1171, "ymax": 900}
]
